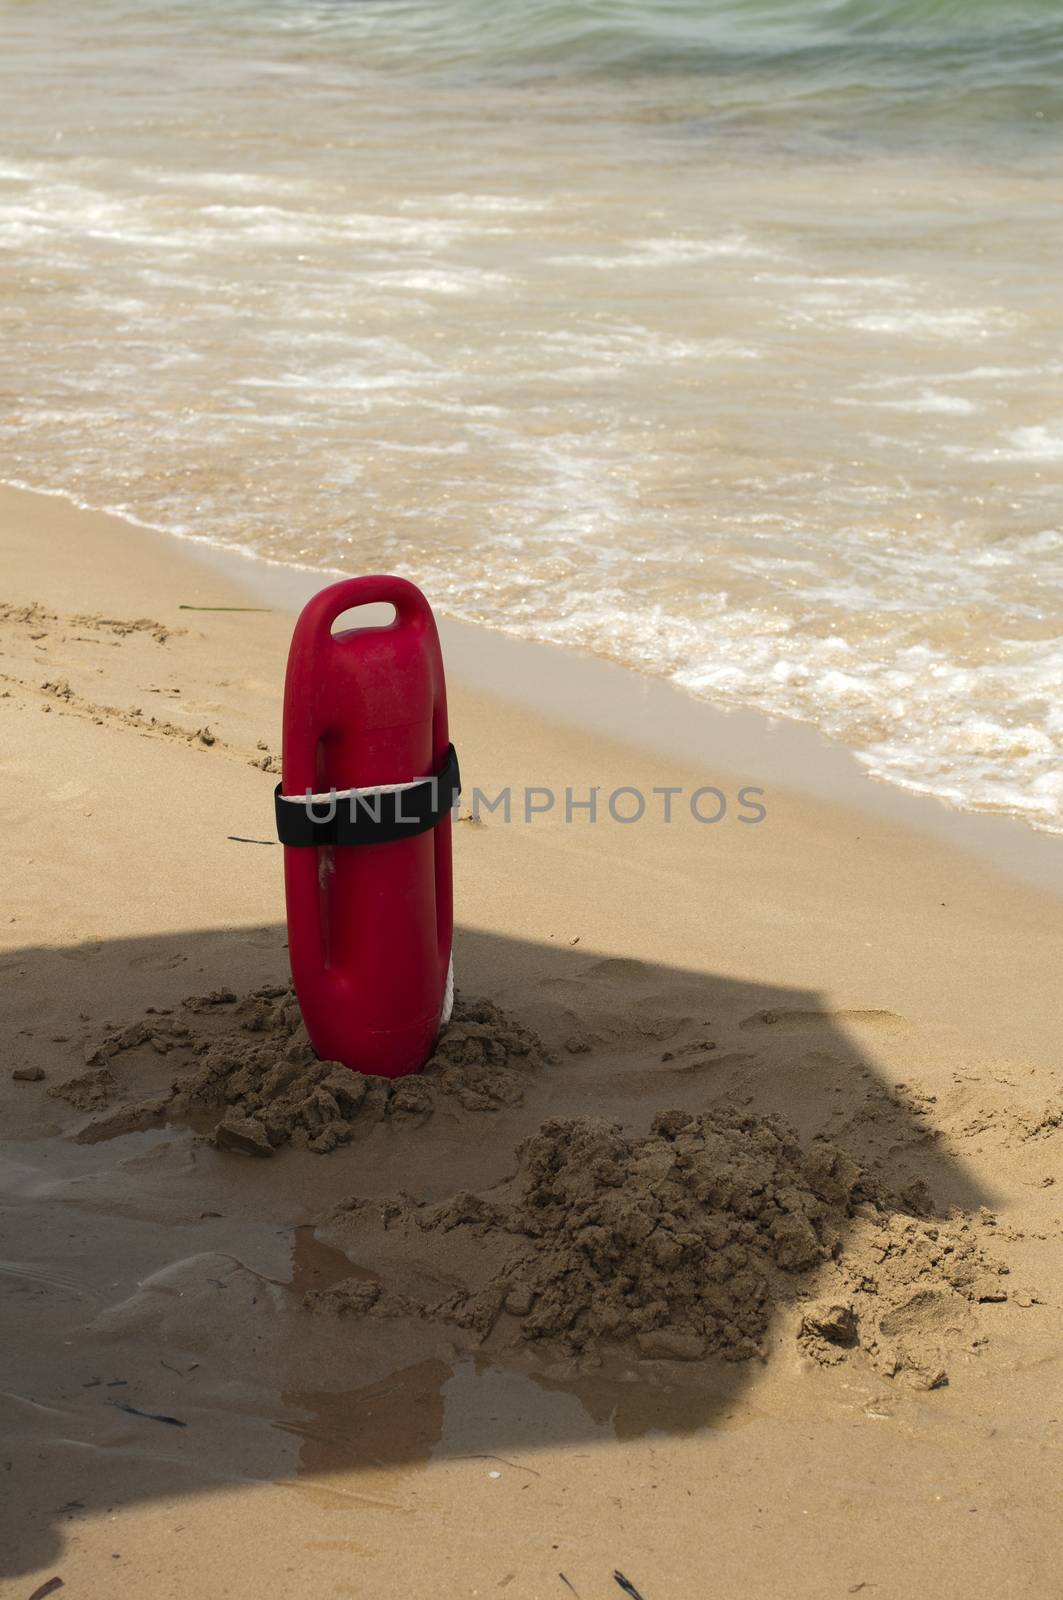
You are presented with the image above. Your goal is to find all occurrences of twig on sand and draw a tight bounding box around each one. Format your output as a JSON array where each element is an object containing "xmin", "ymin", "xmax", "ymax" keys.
[
  {"xmin": 110, "ymin": 1400, "xmax": 187, "ymax": 1428},
  {"xmin": 178, "ymin": 605, "xmax": 272, "ymax": 612},
  {"xmin": 28, "ymin": 1579, "xmax": 64, "ymax": 1600},
  {"xmin": 160, "ymin": 1359, "xmax": 198, "ymax": 1378},
  {"xmin": 559, "ymin": 1575, "xmax": 581, "ymax": 1597},
  {"xmin": 454, "ymin": 1452, "xmax": 542, "ymax": 1478},
  {"xmin": 614, "ymin": 1573, "xmax": 648, "ymax": 1600},
  {"xmin": 227, "ymin": 835, "xmax": 276, "ymax": 846}
]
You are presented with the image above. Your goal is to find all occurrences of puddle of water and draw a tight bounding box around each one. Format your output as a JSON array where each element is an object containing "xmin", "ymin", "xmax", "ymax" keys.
[
  {"xmin": 279, "ymin": 1351, "xmax": 736, "ymax": 1483},
  {"xmin": 274, "ymin": 1222, "xmax": 745, "ymax": 1483},
  {"xmin": 289, "ymin": 1223, "xmax": 377, "ymax": 1298},
  {"xmin": 529, "ymin": 1360, "xmax": 743, "ymax": 1442},
  {"xmin": 70, "ymin": 1099, "xmax": 214, "ymax": 1144},
  {"xmin": 279, "ymin": 1359, "xmax": 451, "ymax": 1477},
  {"xmin": 280, "ymin": 1225, "xmax": 448, "ymax": 1478}
]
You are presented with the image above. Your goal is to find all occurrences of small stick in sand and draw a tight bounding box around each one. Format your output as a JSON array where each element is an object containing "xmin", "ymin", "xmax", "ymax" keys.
[
  {"xmin": 28, "ymin": 1580, "xmax": 64, "ymax": 1600},
  {"xmin": 111, "ymin": 1400, "xmax": 187, "ymax": 1428}
]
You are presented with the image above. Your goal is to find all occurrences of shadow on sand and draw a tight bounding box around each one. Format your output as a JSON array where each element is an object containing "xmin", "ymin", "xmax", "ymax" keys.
[{"xmin": 0, "ymin": 917, "xmax": 992, "ymax": 1577}]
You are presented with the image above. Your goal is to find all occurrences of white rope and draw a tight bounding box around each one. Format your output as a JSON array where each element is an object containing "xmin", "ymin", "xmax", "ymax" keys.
[
  {"xmin": 440, "ymin": 951, "xmax": 454, "ymax": 1028},
  {"xmin": 278, "ymin": 776, "xmax": 427, "ymax": 805},
  {"xmin": 280, "ymin": 775, "xmax": 455, "ymax": 1031}
]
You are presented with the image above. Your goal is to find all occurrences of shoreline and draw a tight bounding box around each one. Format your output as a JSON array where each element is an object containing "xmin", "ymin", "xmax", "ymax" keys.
[
  {"xmin": 4, "ymin": 476, "xmax": 1062, "ymax": 1055},
  {"xmin": 5, "ymin": 480, "xmax": 1062, "ymax": 898},
  {"xmin": 3, "ymin": 479, "xmax": 1063, "ymax": 1596}
]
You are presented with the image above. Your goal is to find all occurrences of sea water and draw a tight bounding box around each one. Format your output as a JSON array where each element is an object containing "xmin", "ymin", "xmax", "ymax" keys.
[{"xmin": 1, "ymin": 0, "xmax": 1061, "ymax": 827}]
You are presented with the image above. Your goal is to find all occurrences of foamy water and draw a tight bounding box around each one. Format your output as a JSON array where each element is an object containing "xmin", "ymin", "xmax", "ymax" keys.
[{"xmin": 2, "ymin": 1, "xmax": 1062, "ymax": 828}]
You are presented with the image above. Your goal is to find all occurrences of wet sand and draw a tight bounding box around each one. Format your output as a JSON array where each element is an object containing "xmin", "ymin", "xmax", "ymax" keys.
[{"xmin": 2, "ymin": 484, "xmax": 1062, "ymax": 1599}]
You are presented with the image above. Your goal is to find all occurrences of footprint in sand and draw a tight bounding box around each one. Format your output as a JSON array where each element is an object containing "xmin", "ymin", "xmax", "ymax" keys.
[
  {"xmin": 739, "ymin": 1007, "xmax": 908, "ymax": 1033},
  {"xmin": 538, "ymin": 975, "xmax": 591, "ymax": 999},
  {"xmin": 57, "ymin": 941, "xmax": 104, "ymax": 962},
  {"xmin": 240, "ymin": 927, "xmax": 288, "ymax": 950},
  {"xmin": 584, "ymin": 956, "xmax": 652, "ymax": 985},
  {"xmin": 129, "ymin": 950, "xmax": 189, "ymax": 972},
  {"xmin": 625, "ymin": 995, "xmax": 696, "ymax": 1042},
  {"xmin": 657, "ymin": 1050, "xmax": 752, "ymax": 1078}
]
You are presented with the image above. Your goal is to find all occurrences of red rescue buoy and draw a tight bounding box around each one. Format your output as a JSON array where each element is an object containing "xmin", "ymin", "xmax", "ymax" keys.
[{"xmin": 274, "ymin": 576, "xmax": 458, "ymax": 1077}]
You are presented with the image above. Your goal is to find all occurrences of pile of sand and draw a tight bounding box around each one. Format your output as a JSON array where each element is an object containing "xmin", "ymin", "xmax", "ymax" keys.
[
  {"xmin": 62, "ymin": 982, "xmax": 547, "ymax": 1152},
  {"xmin": 313, "ymin": 1107, "xmax": 1005, "ymax": 1386},
  {"xmin": 47, "ymin": 992, "xmax": 1009, "ymax": 1387}
]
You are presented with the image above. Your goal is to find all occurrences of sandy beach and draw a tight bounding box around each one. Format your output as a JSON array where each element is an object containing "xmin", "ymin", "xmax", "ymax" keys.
[{"xmin": 2, "ymin": 483, "xmax": 1062, "ymax": 1598}]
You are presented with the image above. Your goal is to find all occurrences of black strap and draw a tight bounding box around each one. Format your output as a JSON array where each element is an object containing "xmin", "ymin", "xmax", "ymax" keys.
[{"xmin": 275, "ymin": 744, "xmax": 460, "ymax": 848}]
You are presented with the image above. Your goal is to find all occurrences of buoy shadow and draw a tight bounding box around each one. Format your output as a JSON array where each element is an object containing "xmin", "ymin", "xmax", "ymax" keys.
[{"xmin": 0, "ymin": 918, "xmax": 994, "ymax": 1578}]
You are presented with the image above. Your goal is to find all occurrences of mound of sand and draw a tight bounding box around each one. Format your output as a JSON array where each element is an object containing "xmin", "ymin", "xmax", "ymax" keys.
[
  {"xmin": 314, "ymin": 1107, "xmax": 1003, "ymax": 1387},
  {"xmin": 68, "ymin": 983, "xmax": 548, "ymax": 1152}
]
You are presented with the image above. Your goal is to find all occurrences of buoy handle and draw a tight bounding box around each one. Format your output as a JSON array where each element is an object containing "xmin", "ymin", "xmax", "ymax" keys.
[{"xmin": 300, "ymin": 574, "xmax": 433, "ymax": 652}]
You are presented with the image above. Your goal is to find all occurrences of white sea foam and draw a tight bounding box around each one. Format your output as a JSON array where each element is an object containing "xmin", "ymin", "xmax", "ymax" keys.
[
  {"xmin": 848, "ymin": 308, "xmax": 1009, "ymax": 339},
  {"xmin": 836, "ymin": 390, "xmax": 979, "ymax": 415},
  {"xmin": 404, "ymin": 192, "xmax": 556, "ymax": 214},
  {"xmin": 758, "ymin": 272, "xmax": 912, "ymax": 293},
  {"xmin": 135, "ymin": 167, "xmax": 302, "ymax": 195},
  {"xmin": 966, "ymin": 424, "xmax": 1063, "ymax": 463},
  {"xmin": 196, "ymin": 204, "xmax": 494, "ymax": 249},
  {"xmin": 548, "ymin": 232, "xmax": 770, "ymax": 269},
  {"xmin": 3, "ymin": 2, "xmax": 1063, "ymax": 837},
  {"xmin": 535, "ymin": 328, "xmax": 757, "ymax": 368},
  {"xmin": 358, "ymin": 267, "xmax": 512, "ymax": 295}
]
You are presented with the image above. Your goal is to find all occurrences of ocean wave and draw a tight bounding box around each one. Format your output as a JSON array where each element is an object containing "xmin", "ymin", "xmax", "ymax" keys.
[
  {"xmin": 247, "ymin": 0, "xmax": 1063, "ymax": 132},
  {"xmin": 2, "ymin": 0, "xmax": 1062, "ymax": 834}
]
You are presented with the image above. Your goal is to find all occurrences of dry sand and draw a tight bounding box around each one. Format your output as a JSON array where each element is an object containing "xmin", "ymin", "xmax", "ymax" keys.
[{"xmin": 2, "ymin": 484, "xmax": 1062, "ymax": 1599}]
